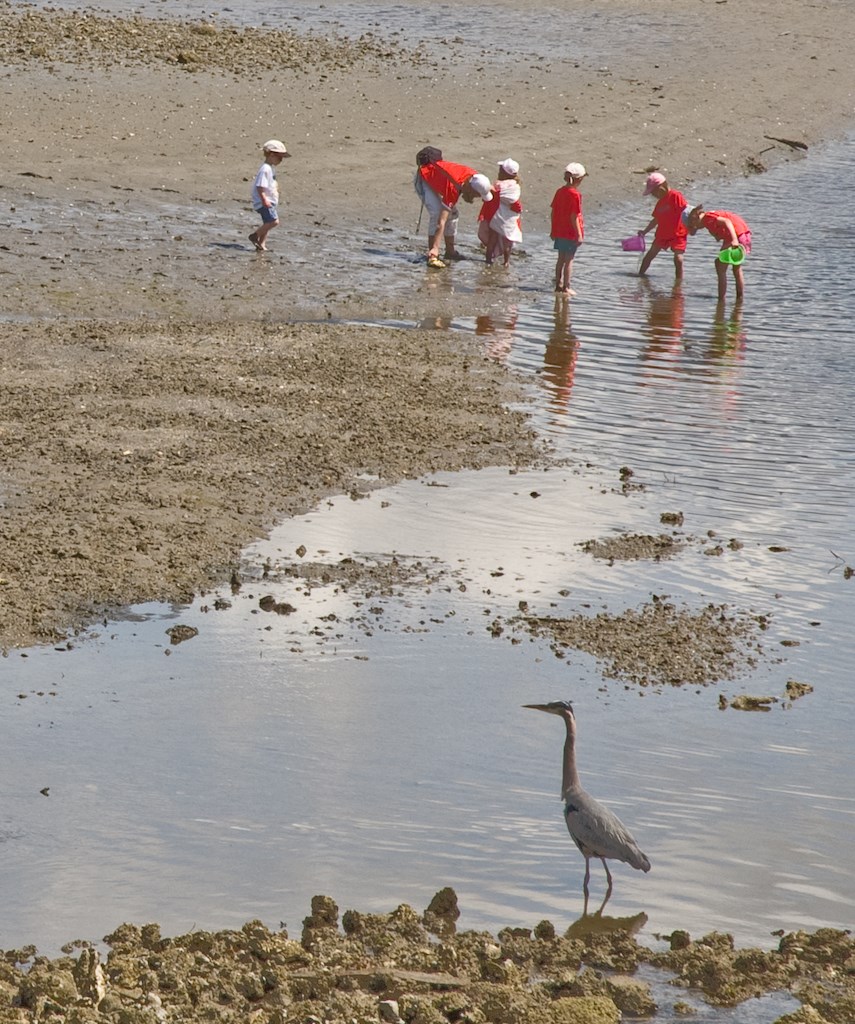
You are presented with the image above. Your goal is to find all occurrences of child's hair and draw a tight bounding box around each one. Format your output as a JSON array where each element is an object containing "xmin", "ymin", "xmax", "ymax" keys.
[
  {"xmin": 682, "ymin": 203, "xmax": 704, "ymax": 227},
  {"xmin": 416, "ymin": 145, "xmax": 443, "ymax": 167}
]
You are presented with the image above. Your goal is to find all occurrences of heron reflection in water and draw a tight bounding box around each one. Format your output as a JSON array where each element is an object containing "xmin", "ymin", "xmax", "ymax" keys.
[{"xmin": 524, "ymin": 701, "xmax": 651, "ymax": 915}]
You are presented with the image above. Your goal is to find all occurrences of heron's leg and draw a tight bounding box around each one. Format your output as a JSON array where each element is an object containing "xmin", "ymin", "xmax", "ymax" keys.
[
  {"xmin": 599, "ymin": 858, "xmax": 614, "ymax": 912},
  {"xmin": 582, "ymin": 857, "xmax": 591, "ymax": 916}
]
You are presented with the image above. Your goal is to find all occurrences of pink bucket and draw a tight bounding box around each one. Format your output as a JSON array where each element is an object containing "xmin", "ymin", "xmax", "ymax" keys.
[{"xmin": 620, "ymin": 234, "xmax": 646, "ymax": 253}]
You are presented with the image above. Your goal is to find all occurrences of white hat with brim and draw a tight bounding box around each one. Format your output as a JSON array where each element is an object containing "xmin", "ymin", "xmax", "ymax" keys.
[
  {"xmin": 564, "ymin": 162, "xmax": 586, "ymax": 178},
  {"xmin": 499, "ymin": 158, "xmax": 520, "ymax": 176},
  {"xmin": 468, "ymin": 173, "xmax": 494, "ymax": 201},
  {"xmin": 263, "ymin": 139, "xmax": 290, "ymax": 156}
]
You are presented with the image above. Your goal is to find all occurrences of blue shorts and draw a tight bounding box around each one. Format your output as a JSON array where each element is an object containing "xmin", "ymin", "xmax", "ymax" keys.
[
  {"xmin": 553, "ymin": 238, "xmax": 580, "ymax": 255},
  {"xmin": 257, "ymin": 204, "xmax": 278, "ymax": 224}
]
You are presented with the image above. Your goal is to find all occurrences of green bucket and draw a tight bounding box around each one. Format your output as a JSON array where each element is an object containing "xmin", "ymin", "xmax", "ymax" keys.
[{"xmin": 718, "ymin": 245, "xmax": 745, "ymax": 266}]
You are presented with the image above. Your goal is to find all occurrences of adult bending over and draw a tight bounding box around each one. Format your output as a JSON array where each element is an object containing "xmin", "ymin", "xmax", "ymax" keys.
[{"xmin": 415, "ymin": 146, "xmax": 493, "ymax": 268}]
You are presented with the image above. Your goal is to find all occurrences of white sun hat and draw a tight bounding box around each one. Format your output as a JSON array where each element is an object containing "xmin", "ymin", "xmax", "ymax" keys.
[{"xmin": 468, "ymin": 173, "xmax": 494, "ymax": 201}]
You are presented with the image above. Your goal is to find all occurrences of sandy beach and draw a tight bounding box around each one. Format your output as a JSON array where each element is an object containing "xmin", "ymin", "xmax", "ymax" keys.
[
  {"xmin": 3, "ymin": 0, "xmax": 855, "ymax": 324},
  {"xmin": 4, "ymin": 0, "xmax": 854, "ymax": 235},
  {"xmin": 2, "ymin": 0, "xmax": 854, "ymax": 648}
]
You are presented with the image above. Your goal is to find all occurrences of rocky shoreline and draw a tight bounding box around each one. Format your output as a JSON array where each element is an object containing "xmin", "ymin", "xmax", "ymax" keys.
[{"xmin": 2, "ymin": 890, "xmax": 852, "ymax": 1023}]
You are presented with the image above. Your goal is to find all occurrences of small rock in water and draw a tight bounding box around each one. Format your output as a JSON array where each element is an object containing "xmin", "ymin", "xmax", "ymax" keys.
[
  {"xmin": 166, "ymin": 624, "xmax": 198, "ymax": 645},
  {"xmin": 728, "ymin": 694, "xmax": 776, "ymax": 711}
]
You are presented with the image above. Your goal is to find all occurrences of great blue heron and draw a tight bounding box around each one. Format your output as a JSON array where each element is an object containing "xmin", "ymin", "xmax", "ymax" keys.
[{"xmin": 524, "ymin": 700, "xmax": 651, "ymax": 914}]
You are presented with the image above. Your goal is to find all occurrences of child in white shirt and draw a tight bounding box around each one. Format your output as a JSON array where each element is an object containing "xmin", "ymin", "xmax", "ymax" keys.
[
  {"xmin": 249, "ymin": 140, "xmax": 290, "ymax": 251},
  {"xmin": 487, "ymin": 158, "xmax": 523, "ymax": 266}
]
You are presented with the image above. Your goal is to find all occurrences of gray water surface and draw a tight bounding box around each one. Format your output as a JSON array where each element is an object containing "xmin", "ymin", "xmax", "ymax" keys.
[{"xmin": 33, "ymin": 0, "xmax": 694, "ymax": 65}]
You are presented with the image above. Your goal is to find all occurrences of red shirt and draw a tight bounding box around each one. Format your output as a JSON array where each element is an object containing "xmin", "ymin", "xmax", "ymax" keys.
[
  {"xmin": 551, "ymin": 186, "xmax": 584, "ymax": 241},
  {"xmin": 418, "ymin": 159, "xmax": 476, "ymax": 208},
  {"xmin": 652, "ymin": 189, "xmax": 688, "ymax": 246},
  {"xmin": 701, "ymin": 210, "xmax": 750, "ymax": 242},
  {"xmin": 479, "ymin": 191, "xmax": 501, "ymax": 222}
]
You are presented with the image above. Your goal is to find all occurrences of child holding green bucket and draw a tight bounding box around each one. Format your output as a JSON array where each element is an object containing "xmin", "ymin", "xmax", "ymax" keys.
[{"xmin": 684, "ymin": 204, "xmax": 752, "ymax": 299}]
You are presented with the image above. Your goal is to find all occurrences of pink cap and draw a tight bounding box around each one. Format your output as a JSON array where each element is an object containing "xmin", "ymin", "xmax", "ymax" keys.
[{"xmin": 644, "ymin": 172, "xmax": 667, "ymax": 195}]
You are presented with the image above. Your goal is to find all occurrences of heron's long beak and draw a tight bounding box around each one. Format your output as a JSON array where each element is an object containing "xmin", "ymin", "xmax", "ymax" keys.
[{"xmin": 523, "ymin": 703, "xmax": 554, "ymax": 712}]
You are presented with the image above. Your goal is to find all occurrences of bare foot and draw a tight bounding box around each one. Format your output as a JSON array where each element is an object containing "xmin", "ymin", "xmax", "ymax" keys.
[{"xmin": 248, "ymin": 232, "xmax": 265, "ymax": 252}]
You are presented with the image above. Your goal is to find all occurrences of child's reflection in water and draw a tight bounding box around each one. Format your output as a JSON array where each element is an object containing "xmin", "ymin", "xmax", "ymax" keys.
[{"xmin": 542, "ymin": 296, "xmax": 579, "ymax": 416}]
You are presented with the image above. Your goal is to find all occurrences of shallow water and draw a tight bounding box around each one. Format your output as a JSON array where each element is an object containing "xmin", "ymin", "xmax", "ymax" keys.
[{"xmin": 38, "ymin": 0, "xmax": 696, "ymax": 65}]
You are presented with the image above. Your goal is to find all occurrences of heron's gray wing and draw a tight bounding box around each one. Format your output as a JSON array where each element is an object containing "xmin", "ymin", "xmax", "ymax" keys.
[{"xmin": 564, "ymin": 790, "xmax": 650, "ymax": 871}]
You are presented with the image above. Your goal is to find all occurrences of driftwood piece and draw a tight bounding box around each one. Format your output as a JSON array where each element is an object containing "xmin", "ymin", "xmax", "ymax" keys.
[
  {"xmin": 290, "ymin": 968, "xmax": 470, "ymax": 988},
  {"xmin": 764, "ymin": 135, "xmax": 809, "ymax": 151}
]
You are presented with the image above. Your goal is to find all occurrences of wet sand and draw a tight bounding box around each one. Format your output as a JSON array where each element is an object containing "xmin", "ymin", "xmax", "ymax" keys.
[{"xmin": 0, "ymin": 320, "xmax": 542, "ymax": 648}]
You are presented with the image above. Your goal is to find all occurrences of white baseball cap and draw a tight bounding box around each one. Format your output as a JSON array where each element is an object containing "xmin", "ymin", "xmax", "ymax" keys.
[
  {"xmin": 565, "ymin": 162, "xmax": 586, "ymax": 178},
  {"xmin": 468, "ymin": 173, "xmax": 494, "ymax": 201},
  {"xmin": 263, "ymin": 139, "xmax": 290, "ymax": 156},
  {"xmin": 498, "ymin": 158, "xmax": 519, "ymax": 176}
]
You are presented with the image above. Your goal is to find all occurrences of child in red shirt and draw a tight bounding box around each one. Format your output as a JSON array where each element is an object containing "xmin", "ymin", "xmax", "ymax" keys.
[
  {"xmin": 550, "ymin": 162, "xmax": 586, "ymax": 295},
  {"xmin": 637, "ymin": 172, "xmax": 688, "ymax": 281},
  {"xmin": 684, "ymin": 204, "xmax": 752, "ymax": 299}
]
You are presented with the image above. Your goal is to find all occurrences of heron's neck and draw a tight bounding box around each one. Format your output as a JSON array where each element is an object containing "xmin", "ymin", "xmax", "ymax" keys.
[{"xmin": 561, "ymin": 714, "xmax": 581, "ymax": 798}]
